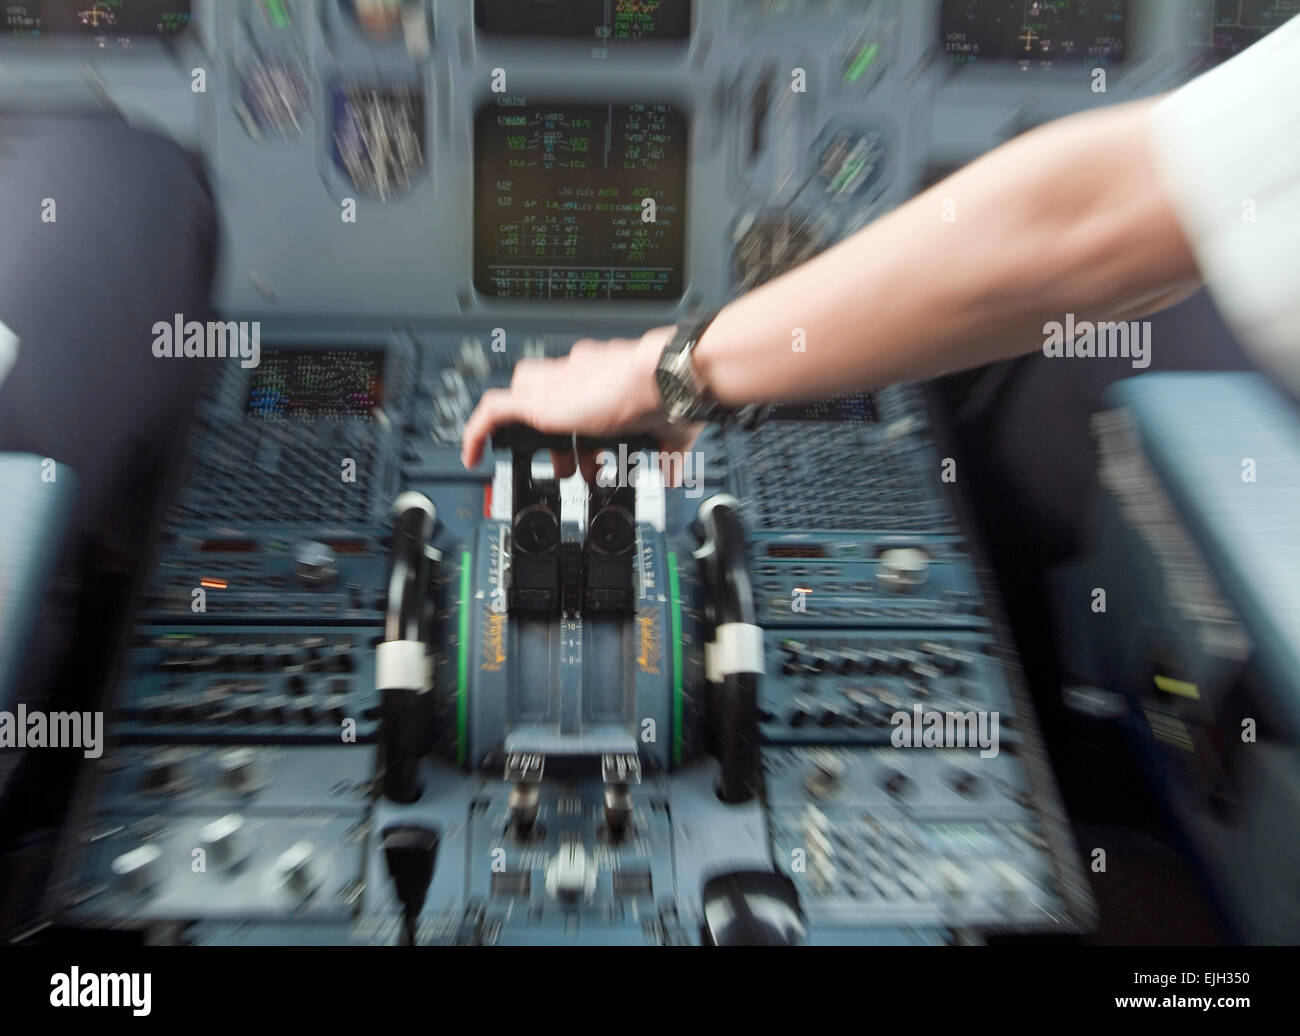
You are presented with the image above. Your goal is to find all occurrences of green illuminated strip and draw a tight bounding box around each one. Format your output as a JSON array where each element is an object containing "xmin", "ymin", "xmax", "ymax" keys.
[
  {"xmin": 263, "ymin": 0, "xmax": 292, "ymax": 30},
  {"xmin": 457, "ymin": 551, "xmax": 471, "ymax": 766},
  {"xmin": 667, "ymin": 552, "xmax": 684, "ymax": 766},
  {"xmin": 832, "ymin": 155, "xmax": 866, "ymax": 193},
  {"xmin": 845, "ymin": 41, "xmax": 880, "ymax": 83}
]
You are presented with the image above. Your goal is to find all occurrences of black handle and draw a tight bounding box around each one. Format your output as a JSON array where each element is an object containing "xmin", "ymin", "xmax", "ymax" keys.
[
  {"xmin": 696, "ymin": 497, "xmax": 764, "ymax": 805},
  {"xmin": 380, "ymin": 494, "xmax": 438, "ymax": 804},
  {"xmin": 490, "ymin": 423, "xmax": 659, "ymax": 456},
  {"xmin": 386, "ymin": 498, "xmax": 437, "ymax": 644}
]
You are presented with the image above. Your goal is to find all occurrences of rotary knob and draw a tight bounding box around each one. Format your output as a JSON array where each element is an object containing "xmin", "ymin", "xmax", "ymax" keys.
[
  {"xmin": 111, "ymin": 844, "xmax": 164, "ymax": 895},
  {"xmin": 293, "ymin": 540, "xmax": 339, "ymax": 589},
  {"xmin": 216, "ymin": 748, "xmax": 260, "ymax": 794},
  {"xmin": 200, "ymin": 814, "xmax": 251, "ymax": 869},
  {"xmin": 275, "ymin": 841, "xmax": 319, "ymax": 898},
  {"xmin": 877, "ymin": 548, "xmax": 930, "ymax": 592}
]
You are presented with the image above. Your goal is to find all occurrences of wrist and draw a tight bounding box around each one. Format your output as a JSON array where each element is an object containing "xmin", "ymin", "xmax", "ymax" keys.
[
  {"xmin": 632, "ymin": 326, "xmax": 674, "ymax": 421},
  {"xmin": 681, "ymin": 307, "xmax": 731, "ymax": 409}
]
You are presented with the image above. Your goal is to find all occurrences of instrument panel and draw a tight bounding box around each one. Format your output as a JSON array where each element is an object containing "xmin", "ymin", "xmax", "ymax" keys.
[
  {"xmin": 0, "ymin": 0, "xmax": 1252, "ymax": 322},
  {"xmin": 3, "ymin": 0, "xmax": 1292, "ymax": 949}
]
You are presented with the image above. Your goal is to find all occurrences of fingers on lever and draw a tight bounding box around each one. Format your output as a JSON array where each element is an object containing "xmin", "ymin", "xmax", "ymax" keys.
[
  {"xmin": 578, "ymin": 450, "xmax": 602, "ymax": 485},
  {"xmin": 551, "ymin": 449, "xmax": 577, "ymax": 479},
  {"xmin": 462, "ymin": 388, "xmax": 517, "ymax": 468},
  {"xmin": 548, "ymin": 449, "xmax": 600, "ymax": 483}
]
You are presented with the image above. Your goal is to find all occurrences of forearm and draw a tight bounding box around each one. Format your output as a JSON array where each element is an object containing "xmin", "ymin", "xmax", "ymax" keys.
[
  {"xmin": 693, "ymin": 97, "xmax": 1200, "ymax": 408},
  {"xmin": 460, "ymin": 98, "xmax": 1204, "ymax": 469}
]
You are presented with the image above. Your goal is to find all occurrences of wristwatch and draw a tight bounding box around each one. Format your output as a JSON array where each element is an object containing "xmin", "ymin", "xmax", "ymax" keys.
[
  {"xmin": 654, "ymin": 313, "xmax": 722, "ymax": 425},
  {"xmin": 654, "ymin": 314, "xmax": 774, "ymax": 431}
]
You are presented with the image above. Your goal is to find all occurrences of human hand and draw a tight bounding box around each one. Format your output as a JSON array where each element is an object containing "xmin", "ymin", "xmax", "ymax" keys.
[{"xmin": 460, "ymin": 326, "xmax": 703, "ymax": 481}]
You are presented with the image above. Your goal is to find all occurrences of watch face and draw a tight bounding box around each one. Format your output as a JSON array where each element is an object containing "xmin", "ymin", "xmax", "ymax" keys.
[
  {"xmin": 656, "ymin": 366, "xmax": 687, "ymax": 416},
  {"xmin": 658, "ymin": 324, "xmax": 713, "ymax": 422}
]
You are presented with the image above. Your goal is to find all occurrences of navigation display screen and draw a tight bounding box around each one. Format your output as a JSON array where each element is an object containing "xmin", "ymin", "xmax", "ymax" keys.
[
  {"xmin": 474, "ymin": 102, "xmax": 688, "ymax": 302},
  {"xmin": 475, "ymin": 1, "xmax": 691, "ymax": 40},
  {"xmin": 942, "ymin": 0, "xmax": 1127, "ymax": 64}
]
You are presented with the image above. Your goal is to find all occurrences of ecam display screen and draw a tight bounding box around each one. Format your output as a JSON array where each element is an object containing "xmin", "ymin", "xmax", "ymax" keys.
[
  {"xmin": 475, "ymin": 102, "xmax": 688, "ymax": 302},
  {"xmin": 475, "ymin": 0, "xmax": 691, "ymax": 40}
]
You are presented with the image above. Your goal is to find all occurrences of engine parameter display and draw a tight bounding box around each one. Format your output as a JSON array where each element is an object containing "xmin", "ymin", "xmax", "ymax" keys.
[
  {"xmin": 247, "ymin": 348, "xmax": 385, "ymax": 419},
  {"xmin": 4, "ymin": 1, "xmax": 191, "ymax": 37},
  {"xmin": 942, "ymin": 0, "xmax": 1127, "ymax": 64},
  {"xmin": 475, "ymin": 0, "xmax": 691, "ymax": 40},
  {"xmin": 475, "ymin": 103, "xmax": 687, "ymax": 302}
]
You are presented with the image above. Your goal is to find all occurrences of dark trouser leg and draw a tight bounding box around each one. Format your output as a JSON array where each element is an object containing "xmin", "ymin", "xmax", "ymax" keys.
[
  {"xmin": 0, "ymin": 115, "xmax": 217, "ymax": 558},
  {"xmin": 0, "ymin": 118, "xmax": 217, "ymax": 907}
]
